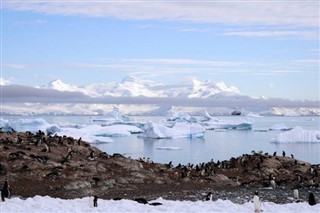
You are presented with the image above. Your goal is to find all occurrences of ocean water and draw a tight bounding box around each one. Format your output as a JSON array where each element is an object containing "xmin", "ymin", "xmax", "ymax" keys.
[
  {"xmin": 2, "ymin": 115, "xmax": 320, "ymax": 165},
  {"xmin": 95, "ymin": 116, "xmax": 320, "ymax": 165}
]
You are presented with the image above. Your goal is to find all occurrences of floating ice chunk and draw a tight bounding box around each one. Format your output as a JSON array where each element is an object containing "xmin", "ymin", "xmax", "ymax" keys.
[
  {"xmin": 271, "ymin": 126, "xmax": 320, "ymax": 143},
  {"xmin": 57, "ymin": 124, "xmax": 143, "ymax": 143},
  {"xmin": 139, "ymin": 122, "xmax": 205, "ymax": 139},
  {"xmin": 245, "ymin": 113, "xmax": 263, "ymax": 117},
  {"xmin": 201, "ymin": 118, "xmax": 252, "ymax": 130},
  {"xmin": 269, "ymin": 123, "xmax": 292, "ymax": 131},
  {"xmin": 156, "ymin": 147, "xmax": 182, "ymax": 150}
]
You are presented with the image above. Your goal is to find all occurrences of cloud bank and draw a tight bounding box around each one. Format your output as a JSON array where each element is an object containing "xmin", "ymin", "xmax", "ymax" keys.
[
  {"xmin": 1, "ymin": 85, "xmax": 318, "ymax": 109},
  {"xmin": 3, "ymin": 1, "xmax": 318, "ymax": 27}
]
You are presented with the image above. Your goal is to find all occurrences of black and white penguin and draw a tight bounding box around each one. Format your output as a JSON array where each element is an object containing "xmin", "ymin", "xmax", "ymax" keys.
[
  {"xmin": 0, "ymin": 190, "xmax": 4, "ymax": 202},
  {"xmin": 308, "ymin": 192, "xmax": 316, "ymax": 206},
  {"xmin": 282, "ymin": 151, "xmax": 286, "ymax": 157},
  {"xmin": 93, "ymin": 196, "xmax": 98, "ymax": 207},
  {"xmin": 293, "ymin": 189, "xmax": 299, "ymax": 200},
  {"xmin": 2, "ymin": 179, "xmax": 10, "ymax": 199},
  {"xmin": 204, "ymin": 192, "xmax": 213, "ymax": 201},
  {"xmin": 134, "ymin": 198, "xmax": 148, "ymax": 204},
  {"xmin": 253, "ymin": 191, "xmax": 261, "ymax": 212},
  {"xmin": 77, "ymin": 137, "xmax": 82, "ymax": 145},
  {"xmin": 273, "ymin": 152, "xmax": 276, "ymax": 156},
  {"xmin": 270, "ymin": 178, "xmax": 276, "ymax": 189},
  {"xmin": 88, "ymin": 150, "xmax": 95, "ymax": 161}
]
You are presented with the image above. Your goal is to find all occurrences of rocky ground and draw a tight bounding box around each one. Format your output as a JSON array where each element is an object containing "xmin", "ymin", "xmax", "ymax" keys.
[{"xmin": 0, "ymin": 130, "xmax": 319, "ymax": 204}]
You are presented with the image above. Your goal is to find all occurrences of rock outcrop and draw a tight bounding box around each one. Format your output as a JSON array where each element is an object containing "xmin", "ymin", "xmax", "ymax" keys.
[{"xmin": 0, "ymin": 131, "xmax": 319, "ymax": 202}]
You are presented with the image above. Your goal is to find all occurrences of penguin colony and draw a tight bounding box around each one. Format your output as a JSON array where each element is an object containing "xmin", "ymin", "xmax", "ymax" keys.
[{"xmin": 0, "ymin": 130, "xmax": 319, "ymax": 208}]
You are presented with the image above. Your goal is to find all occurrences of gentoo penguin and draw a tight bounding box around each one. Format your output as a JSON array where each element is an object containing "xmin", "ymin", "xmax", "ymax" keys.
[
  {"xmin": 0, "ymin": 190, "xmax": 4, "ymax": 202},
  {"xmin": 253, "ymin": 191, "xmax": 261, "ymax": 213},
  {"xmin": 270, "ymin": 179, "xmax": 276, "ymax": 189},
  {"xmin": 273, "ymin": 152, "xmax": 276, "ymax": 156},
  {"xmin": 205, "ymin": 192, "xmax": 213, "ymax": 201},
  {"xmin": 88, "ymin": 150, "xmax": 95, "ymax": 161},
  {"xmin": 2, "ymin": 179, "xmax": 10, "ymax": 199},
  {"xmin": 308, "ymin": 192, "xmax": 316, "ymax": 206},
  {"xmin": 282, "ymin": 151, "xmax": 286, "ymax": 157},
  {"xmin": 293, "ymin": 189, "xmax": 299, "ymax": 200},
  {"xmin": 93, "ymin": 196, "xmax": 98, "ymax": 207},
  {"xmin": 133, "ymin": 198, "xmax": 148, "ymax": 204}
]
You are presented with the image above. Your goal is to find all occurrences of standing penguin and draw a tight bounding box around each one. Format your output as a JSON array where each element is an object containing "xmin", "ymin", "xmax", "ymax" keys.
[
  {"xmin": 93, "ymin": 196, "xmax": 98, "ymax": 207},
  {"xmin": 253, "ymin": 191, "xmax": 261, "ymax": 212},
  {"xmin": 205, "ymin": 192, "xmax": 213, "ymax": 201},
  {"xmin": 308, "ymin": 192, "xmax": 316, "ymax": 206},
  {"xmin": 293, "ymin": 189, "xmax": 299, "ymax": 200},
  {"xmin": 2, "ymin": 179, "xmax": 10, "ymax": 199},
  {"xmin": 0, "ymin": 190, "xmax": 4, "ymax": 202}
]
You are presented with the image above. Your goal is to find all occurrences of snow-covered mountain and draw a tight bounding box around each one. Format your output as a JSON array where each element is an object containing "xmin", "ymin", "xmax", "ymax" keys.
[
  {"xmin": 39, "ymin": 76, "xmax": 243, "ymax": 99},
  {"xmin": 2, "ymin": 76, "xmax": 317, "ymax": 116}
]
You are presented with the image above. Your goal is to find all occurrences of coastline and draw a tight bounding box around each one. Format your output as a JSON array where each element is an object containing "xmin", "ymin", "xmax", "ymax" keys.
[{"xmin": 0, "ymin": 131, "xmax": 319, "ymax": 204}]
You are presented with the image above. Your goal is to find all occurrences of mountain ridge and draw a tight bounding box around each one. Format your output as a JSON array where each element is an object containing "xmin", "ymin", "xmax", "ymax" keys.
[{"xmin": 40, "ymin": 76, "xmax": 247, "ymax": 99}]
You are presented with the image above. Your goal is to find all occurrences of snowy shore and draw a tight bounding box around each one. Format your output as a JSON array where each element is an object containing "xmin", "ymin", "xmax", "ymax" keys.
[{"xmin": 0, "ymin": 196, "xmax": 319, "ymax": 213}]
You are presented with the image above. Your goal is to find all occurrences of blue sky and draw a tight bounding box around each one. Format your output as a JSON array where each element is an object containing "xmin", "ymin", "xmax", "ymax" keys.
[{"xmin": 1, "ymin": 1, "xmax": 319, "ymax": 100}]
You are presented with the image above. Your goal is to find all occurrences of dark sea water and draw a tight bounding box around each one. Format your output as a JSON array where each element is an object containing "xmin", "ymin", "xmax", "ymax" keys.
[{"xmin": 2, "ymin": 115, "xmax": 320, "ymax": 165}]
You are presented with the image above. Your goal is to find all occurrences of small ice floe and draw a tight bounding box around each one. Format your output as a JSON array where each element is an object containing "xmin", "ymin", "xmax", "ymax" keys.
[
  {"xmin": 156, "ymin": 147, "xmax": 182, "ymax": 150},
  {"xmin": 271, "ymin": 126, "xmax": 320, "ymax": 143},
  {"xmin": 269, "ymin": 123, "xmax": 292, "ymax": 131}
]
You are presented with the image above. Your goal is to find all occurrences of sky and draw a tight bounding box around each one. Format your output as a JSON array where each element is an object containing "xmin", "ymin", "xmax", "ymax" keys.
[{"xmin": 0, "ymin": 0, "xmax": 319, "ymax": 101}]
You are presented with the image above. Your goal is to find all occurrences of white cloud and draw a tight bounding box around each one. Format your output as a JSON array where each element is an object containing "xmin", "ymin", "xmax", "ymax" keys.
[
  {"xmin": 222, "ymin": 30, "xmax": 318, "ymax": 40},
  {"xmin": 3, "ymin": 63, "xmax": 27, "ymax": 69},
  {"xmin": 3, "ymin": 1, "xmax": 318, "ymax": 27},
  {"xmin": 0, "ymin": 77, "xmax": 11, "ymax": 85}
]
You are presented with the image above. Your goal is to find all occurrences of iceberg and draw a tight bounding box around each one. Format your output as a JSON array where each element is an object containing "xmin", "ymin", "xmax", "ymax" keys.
[
  {"xmin": 271, "ymin": 126, "xmax": 320, "ymax": 143},
  {"xmin": 0, "ymin": 118, "xmax": 53, "ymax": 133},
  {"xmin": 139, "ymin": 122, "xmax": 205, "ymax": 139},
  {"xmin": 201, "ymin": 118, "xmax": 252, "ymax": 130},
  {"xmin": 166, "ymin": 111, "xmax": 209, "ymax": 123},
  {"xmin": 57, "ymin": 124, "xmax": 143, "ymax": 143},
  {"xmin": 91, "ymin": 105, "xmax": 131, "ymax": 125}
]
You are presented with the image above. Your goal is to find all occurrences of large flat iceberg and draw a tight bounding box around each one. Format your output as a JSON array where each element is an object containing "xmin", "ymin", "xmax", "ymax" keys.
[
  {"xmin": 271, "ymin": 126, "xmax": 320, "ymax": 143},
  {"xmin": 57, "ymin": 124, "xmax": 143, "ymax": 143},
  {"xmin": 139, "ymin": 122, "xmax": 205, "ymax": 139},
  {"xmin": 201, "ymin": 118, "xmax": 252, "ymax": 130}
]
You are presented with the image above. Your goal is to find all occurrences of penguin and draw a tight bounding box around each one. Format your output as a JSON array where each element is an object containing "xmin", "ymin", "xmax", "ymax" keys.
[
  {"xmin": 0, "ymin": 190, "xmax": 4, "ymax": 202},
  {"xmin": 133, "ymin": 198, "xmax": 148, "ymax": 204},
  {"xmin": 77, "ymin": 137, "xmax": 82, "ymax": 145},
  {"xmin": 2, "ymin": 179, "xmax": 10, "ymax": 199},
  {"xmin": 253, "ymin": 191, "xmax": 261, "ymax": 213},
  {"xmin": 291, "ymin": 154, "xmax": 294, "ymax": 159},
  {"xmin": 270, "ymin": 179, "xmax": 276, "ymax": 189},
  {"xmin": 293, "ymin": 189, "xmax": 299, "ymax": 200},
  {"xmin": 205, "ymin": 192, "xmax": 213, "ymax": 201},
  {"xmin": 282, "ymin": 151, "xmax": 286, "ymax": 157},
  {"xmin": 93, "ymin": 196, "xmax": 98, "ymax": 207},
  {"xmin": 149, "ymin": 202, "xmax": 163, "ymax": 206},
  {"xmin": 41, "ymin": 144, "xmax": 50, "ymax": 152},
  {"xmin": 308, "ymin": 192, "xmax": 316, "ymax": 206},
  {"xmin": 273, "ymin": 152, "xmax": 276, "ymax": 156},
  {"xmin": 88, "ymin": 150, "xmax": 95, "ymax": 161}
]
